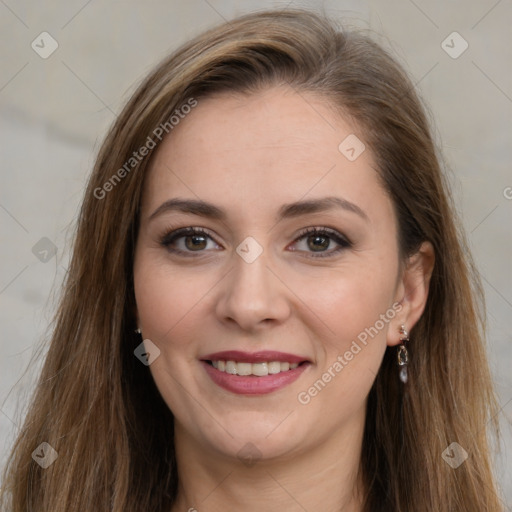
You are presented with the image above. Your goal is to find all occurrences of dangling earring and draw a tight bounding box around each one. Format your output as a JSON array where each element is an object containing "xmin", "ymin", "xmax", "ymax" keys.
[
  {"xmin": 397, "ymin": 324, "xmax": 409, "ymax": 384},
  {"xmin": 134, "ymin": 327, "xmax": 141, "ymax": 334}
]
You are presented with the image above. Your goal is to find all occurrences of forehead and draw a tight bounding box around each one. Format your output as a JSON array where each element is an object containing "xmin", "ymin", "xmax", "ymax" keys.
[{"xmin": 141, "ymin": 86, "xmax": 393, "ymax": 227}]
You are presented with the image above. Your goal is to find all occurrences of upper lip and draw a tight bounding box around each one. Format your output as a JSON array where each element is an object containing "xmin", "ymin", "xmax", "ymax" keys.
[{"xmin": 201, "ymin": 350, "xmax": 309, "ymax": 364}]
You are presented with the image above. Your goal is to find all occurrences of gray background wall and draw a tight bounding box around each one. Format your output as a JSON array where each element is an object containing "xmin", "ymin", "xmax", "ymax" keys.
[{"xmin": 1, "ymin": 0, "xmax": 511, "ymax": 506}]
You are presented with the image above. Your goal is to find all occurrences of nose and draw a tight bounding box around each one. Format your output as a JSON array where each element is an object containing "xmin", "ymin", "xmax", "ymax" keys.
[{"xmin": 215, "ymin": 246, "xmax": 291, "ymax": 332}]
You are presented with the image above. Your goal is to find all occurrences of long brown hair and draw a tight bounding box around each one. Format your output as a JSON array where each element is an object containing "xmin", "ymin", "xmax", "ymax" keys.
[{"xmin": 0, "ymin": 8, "xmax": 503, "ymax": 511}]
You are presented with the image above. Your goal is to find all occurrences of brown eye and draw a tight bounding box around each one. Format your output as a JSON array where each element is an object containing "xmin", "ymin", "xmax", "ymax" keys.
[
  {"xmin": 293, "ymin": 227, "xmax": 351, "ymax": 258},
  {"xmin": 307, "ymin": 233, "xmax": 330, "ymax": 252},
  {"xmin": 184, "ymin": 233, "xmax": 207, "ymax": 251},
  {"xmin": 160, "ymin": 228, "xmax": 220, "ymax": 256}
]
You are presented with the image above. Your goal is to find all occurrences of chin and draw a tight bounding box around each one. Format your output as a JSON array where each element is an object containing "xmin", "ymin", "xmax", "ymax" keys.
[{"xmin": 197, "ymin": 410, "xmax": 308, "ymax": 462}]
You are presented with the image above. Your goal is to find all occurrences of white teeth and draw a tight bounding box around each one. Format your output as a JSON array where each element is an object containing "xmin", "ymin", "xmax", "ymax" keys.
[
  {"xmin": 237, "ymin": 362, "xmax": 252, "ymax": 376},
  {"xmin": 225, "ymin": 361, "xmax": 237, "ymax": 374},
  {"xmin": 268, "ymin": 361, "xmax": 281, "ymax": 374},
  {"xmin": 209, "ymin": 360, "xmax": 302, "ymax": 376},
  {"xmin": 252, "ymin": 362, "xmax": 268, "ymax": 376}
]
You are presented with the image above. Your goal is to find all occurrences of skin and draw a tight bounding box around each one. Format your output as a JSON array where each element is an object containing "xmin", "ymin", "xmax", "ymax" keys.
[{"xmin": 133, "ymin": 86, "xmax": 434, "ymax": 512}]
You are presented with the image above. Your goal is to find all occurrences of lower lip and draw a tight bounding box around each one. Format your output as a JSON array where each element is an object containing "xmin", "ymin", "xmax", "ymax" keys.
[{"xmin": 201, "ymin": 361, "xmax": 310, "ymax": 395}]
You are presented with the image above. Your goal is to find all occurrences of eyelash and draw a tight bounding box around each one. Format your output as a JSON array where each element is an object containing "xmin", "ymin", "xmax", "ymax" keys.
[{"xmin": 159, "ymin": 226, "xmax": 352, "ymax": 259}]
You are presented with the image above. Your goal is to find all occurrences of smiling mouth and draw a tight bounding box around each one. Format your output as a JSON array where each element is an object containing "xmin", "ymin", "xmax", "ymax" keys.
[{"xmin": 204, "ymin": 360, "xmax": 307, "ymax": 376}]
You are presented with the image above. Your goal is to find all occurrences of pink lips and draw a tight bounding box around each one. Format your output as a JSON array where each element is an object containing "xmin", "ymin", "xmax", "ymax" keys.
[
  {"xmin": 202, "ymin": 350, "xmax": 307, "ymax": 364},
  {"xmin": 200, "ymin": 350, "xmax": 310, "ymax": 395}
]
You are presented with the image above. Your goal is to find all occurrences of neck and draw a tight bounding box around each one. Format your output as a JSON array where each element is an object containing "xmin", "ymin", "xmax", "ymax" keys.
[{"xmin": 170, "ymin": 405, "xmax": 367, "ymax": 512}]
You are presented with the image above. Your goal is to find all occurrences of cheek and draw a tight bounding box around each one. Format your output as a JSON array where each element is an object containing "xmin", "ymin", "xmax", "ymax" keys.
[
  {"xmin": 299, "ymin": 252, "xmax": 399, "ymax": 391},
  {"xmin": 294, "ymin": 277, "xmax": 394, "ymax": 420},
  {"xmin": 337, "ymin": 273, "xmax": 396, "ymax": 338},
  {"xmin": 133, "ymin": 256, "xmax": 205, "ymax": 413},
  {"xmin": 134, "ymin": 255, "xmax": 209, "ymax": 344},
  {"xmin": 304, "ymin": 258, "xmax": 398, "ymax": 344}
]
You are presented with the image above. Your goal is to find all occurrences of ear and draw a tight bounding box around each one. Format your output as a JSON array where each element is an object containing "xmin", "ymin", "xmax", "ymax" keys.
[{"xmin": 387, "ymin": 241, "xmax": 435, "ymax": 347}]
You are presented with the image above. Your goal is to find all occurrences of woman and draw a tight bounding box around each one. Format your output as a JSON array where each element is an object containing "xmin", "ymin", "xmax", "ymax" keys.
[{"xmin": 0, "ymin": 8, "xmax": 504, "ymax": 512}]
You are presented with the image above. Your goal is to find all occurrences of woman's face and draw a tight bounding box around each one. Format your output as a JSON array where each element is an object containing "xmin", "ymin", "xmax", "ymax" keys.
[{"xmin": 133, "ymin": 86, "xmax": 406, "ymax": 462}]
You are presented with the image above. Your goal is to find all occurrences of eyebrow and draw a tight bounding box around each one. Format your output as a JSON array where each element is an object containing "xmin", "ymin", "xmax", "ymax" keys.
[{"xmin": 148, "ymin": 196, "xmax": 369, "ymax": 223}]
